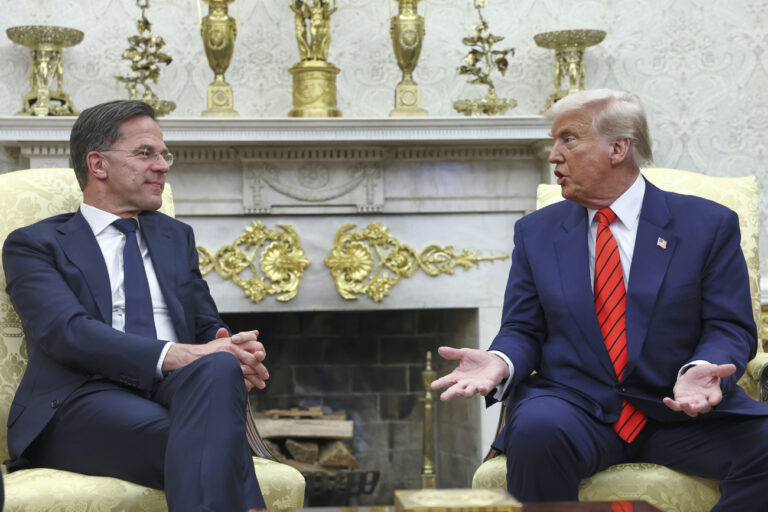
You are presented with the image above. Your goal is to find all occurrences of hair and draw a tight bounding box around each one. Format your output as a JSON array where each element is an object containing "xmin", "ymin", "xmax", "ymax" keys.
[
  {"xmin": 70, "ymin": 100, "xmax": 156, "ymax": 191},
  {"xmin": 544, "ymin": 89, "xmax": 653, "ymax": 168}
]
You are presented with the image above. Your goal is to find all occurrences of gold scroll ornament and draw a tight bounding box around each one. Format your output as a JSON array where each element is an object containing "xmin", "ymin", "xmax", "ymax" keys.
[
  {"xmin": 325, "ymin": 222, "xmax": 508, "ymax": 302},
  {"xmin": 197, "ymin": 222, "xmax": 309, "ymax": 303}
]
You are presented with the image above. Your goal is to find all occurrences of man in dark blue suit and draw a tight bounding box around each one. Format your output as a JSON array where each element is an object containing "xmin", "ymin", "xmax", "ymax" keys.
[
  {"xmin": 2, "ymin": 100, "xmax": 268, "ymax": 511},
  {"xmin": 432, "ymin": 89, "xmax": 768, "ymax": 510}
]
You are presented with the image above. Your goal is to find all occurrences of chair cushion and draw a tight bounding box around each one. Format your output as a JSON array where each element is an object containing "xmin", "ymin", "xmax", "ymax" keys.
[
  {"xmin": 472, "ymin": 455, "xmax": 720, "ymax": 512},
  {"xmin": 4, "ymin": 457, "xmax": 305, "ymax": 511}
]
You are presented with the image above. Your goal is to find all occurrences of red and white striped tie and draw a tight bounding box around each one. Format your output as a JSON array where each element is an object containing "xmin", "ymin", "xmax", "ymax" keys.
[{"xmin": 594, "ymin": 208, "xmax": 646, "ymax": 443}]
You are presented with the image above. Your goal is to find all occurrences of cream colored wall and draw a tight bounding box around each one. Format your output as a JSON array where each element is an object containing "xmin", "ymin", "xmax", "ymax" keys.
[{"xmin": 1, "ymin": 0, "xmax": 766, "ymax": 270}]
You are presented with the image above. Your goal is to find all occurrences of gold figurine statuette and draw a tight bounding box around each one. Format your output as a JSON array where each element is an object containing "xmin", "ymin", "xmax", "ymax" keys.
[
  {"xmin": 534, "ymin": 29, "xmax": 606, "ymax": 113},
  {"xmin": 6, "ymin": 25, "xmax": 83, "ymax": 116},
  {"xmin": 115, "ymin": 0, "xmax": 176, "ymax": 117},
  {"xmin": 199, "ymin": 0, "xmax": 239, "ymax": 117},
  {"xmin": 288, "ymin": 0, "xmax": 342, "ymax": 117},
  {"xmin": 420, "ymin": 351, "xmax": 437, "ymax": 488},
  {"xmin": 388, "ymin": 0, "xmax": 428, "ymax": 117},
  {"xmin": 453, "ymin": 0, "xmax": 516, "ymax": 116}
]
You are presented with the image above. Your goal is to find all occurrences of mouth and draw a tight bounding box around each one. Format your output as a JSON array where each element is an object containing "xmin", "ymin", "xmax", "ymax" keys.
[
  {"xmin": 146, "ymin": 181, "xmax": 165, "ymax": 192},
  {"xmin": 554, "ymin": 170, "xmax": 566, "ymax": 185}
]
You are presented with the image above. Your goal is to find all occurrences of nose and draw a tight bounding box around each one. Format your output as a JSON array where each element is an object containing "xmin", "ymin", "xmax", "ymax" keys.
[
  {"xmin": 152, "ymin": 156, "xmax": 170, "ymax": 173},
  {"xmin": 548, "ymin": 140, "xmax": 563, "ymax": 164}
]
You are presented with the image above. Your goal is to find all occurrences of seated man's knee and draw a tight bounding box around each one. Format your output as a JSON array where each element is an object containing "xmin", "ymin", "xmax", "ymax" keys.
[{"xmin": 504, "ymin": 398, "xmax": 578, "ymax": 458}]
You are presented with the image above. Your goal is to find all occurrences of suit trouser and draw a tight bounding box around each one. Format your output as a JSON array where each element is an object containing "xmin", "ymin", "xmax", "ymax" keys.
[
  {"xmin": 27, "ymin": 352, "xmax": 265, "ymax": 512},
  {"xmin": 502, "ymin": 395, "xmax": 768, "ymax": 512}
]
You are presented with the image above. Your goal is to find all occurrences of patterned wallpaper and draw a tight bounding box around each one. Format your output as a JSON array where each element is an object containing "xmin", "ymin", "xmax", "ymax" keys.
[{"xmin": 1, "ymin": 0, "xmax": 766, "ymax": 270}]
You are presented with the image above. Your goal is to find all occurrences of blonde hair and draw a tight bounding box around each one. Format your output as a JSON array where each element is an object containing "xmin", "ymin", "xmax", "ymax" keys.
[{"xmin": 545, "ymin": 89, "xmax": 653, "ymax": 168}]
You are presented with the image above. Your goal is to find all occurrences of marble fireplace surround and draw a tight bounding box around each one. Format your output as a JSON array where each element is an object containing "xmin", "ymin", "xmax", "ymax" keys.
[{"xmin": 0, "ymin": 115, "xmax": 553, "ymax": 457}]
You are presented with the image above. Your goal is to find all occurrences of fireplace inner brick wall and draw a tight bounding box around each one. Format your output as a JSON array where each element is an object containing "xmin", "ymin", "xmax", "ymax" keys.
[{"xmin": 223, "ymin": 309, "xmax": 481, "ymax": 505}]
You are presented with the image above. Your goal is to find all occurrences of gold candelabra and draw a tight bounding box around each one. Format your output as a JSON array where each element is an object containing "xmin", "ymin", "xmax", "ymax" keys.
[
  {"xmin": 534, "ymin": 29, "xmax": 606, "ymax": 113},
  {"xmin": 198, "ymin": 0, "xmax": 239, "ymax": 117},
  {"xmin": 420, "ymin": 351, "xmax": 437, "ymax": 488},
  {"xmin": 388, "ymin": 0, "xmax": 428, "ymax": 117},
  {"xmin": 453, "ymin": 0, "xmax": 516, "ymax": 116},
  {"xmin": 115, "ymin": 0, "xmax": 176, "ymax": 117},
  {"xmin": 6, "ymin": 25, "xmax": 83, "ymax": 116},
  {"xmin": 288, "ymin": 0, "xmax": 342, "ymax": 117}
]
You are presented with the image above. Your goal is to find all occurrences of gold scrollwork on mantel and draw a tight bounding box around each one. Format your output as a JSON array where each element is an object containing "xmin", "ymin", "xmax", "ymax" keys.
[
  {"xmin": 197, "ymin": 222, "xmax": 309, "ymax": 303},
  {"xmin": 324, "ymin": 221, "xmax": 509, "ymax": 302}
]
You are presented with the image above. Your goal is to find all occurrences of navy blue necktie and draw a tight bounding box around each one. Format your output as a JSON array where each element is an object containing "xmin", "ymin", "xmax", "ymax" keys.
[{"xmin": 112, "ymin": 218, "xmax": 157, "ymax": 338}]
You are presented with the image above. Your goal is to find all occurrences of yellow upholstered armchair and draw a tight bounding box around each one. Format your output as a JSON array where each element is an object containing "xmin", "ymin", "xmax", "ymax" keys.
[
  {"xmin": 472, "ymin": 168, "xmax": 768, "ymax": 512},
  {"xmin": 0, "ymin": 168, "xmax": 306, "ymax": 511}
]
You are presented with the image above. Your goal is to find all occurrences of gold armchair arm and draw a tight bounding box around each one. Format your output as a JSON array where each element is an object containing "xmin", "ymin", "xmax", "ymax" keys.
[{"xmin": 746, "ymin": 352, "xmax": 768, "ymax": 403}]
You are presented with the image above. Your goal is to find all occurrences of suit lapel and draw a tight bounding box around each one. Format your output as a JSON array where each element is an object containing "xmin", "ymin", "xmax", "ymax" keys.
[
  {"xmin": 139, "ymin": 212, "xmax": 188, "ymax": 340},
  {"xmin": 625, "ymin": 180, "xmax": 675, "ymax": 375},
  {"xmin": 57, "ymin": 211, "xmax": 112, "ymax": 323},
  {"xmin": 554, "ymin": 203, "xmax": 617, "ymax": 378}
]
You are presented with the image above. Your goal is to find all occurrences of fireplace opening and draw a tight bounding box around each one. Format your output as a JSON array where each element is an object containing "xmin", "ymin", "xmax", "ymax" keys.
[{"xmin": 222, "ymin": 308, "xmax": 481, "ymax": 506}]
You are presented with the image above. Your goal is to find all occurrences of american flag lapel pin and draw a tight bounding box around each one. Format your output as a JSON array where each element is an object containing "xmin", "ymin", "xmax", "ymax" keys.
[{"xmin": 657, "ymin": 237, "xmax": 667, "ymax": 249}]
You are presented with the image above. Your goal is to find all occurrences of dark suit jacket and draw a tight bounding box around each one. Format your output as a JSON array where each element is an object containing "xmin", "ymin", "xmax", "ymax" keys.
[
  {"xmin": 489, "ymin": 178, "xmax": 767, "ymax": 432},
  {"xmin": 2, "ymin": 209, "xmax": 226, "ymax": 467}
]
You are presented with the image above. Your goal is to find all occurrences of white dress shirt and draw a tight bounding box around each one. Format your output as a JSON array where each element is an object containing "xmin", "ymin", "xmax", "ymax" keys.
[{"xmin": 80, "ymin": 203, "xmax": 175, "ymax": 378}]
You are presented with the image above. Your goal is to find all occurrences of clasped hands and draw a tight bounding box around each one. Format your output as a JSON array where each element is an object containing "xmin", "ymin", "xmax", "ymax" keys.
[
  {"xmin": 431, "ymin": 345, "xmax": 735, "ymax": 419},
  {"xmin": 162, "ymin": 328, "xmax": 269, "ymax": 391}
]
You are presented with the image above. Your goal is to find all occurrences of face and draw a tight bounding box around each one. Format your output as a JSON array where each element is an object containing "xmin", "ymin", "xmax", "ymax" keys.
[
  {"xmin": 548, "ymin": 109, "xmax": 626, "ymax": 210},
  {"xmin": 89, "ymin": 116, "xmax": 169, "ymax": 217}
]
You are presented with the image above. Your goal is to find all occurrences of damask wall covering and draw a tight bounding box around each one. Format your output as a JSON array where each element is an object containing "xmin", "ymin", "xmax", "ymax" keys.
[{"xmin": 1, "ymin": 0, "xmax": 766, "ymax": 270}]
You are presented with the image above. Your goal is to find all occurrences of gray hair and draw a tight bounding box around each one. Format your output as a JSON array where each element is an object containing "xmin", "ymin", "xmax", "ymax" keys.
[
  {"xmin": 545, "ymin": 89, "xmax": 653, "ymax": 168},
  {"xmin": 70, "ymin": 100, "xmax": 156, "ymax": 191}
]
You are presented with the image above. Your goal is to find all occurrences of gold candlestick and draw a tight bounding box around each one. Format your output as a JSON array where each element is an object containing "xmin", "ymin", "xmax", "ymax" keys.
[
  {"xmin": 389, "ymin": 0, "xmax": 428, "ymax": 117},
  {"xmin": 534, "ymin": 29, "xmax": 606, "ymax": 113},
  {"xmin": 288, "ymin": 0, "xmax": 342, "ymax": 117},
  {"xmin": 420, "ymin": 351, "xmax": 437, "ymax": 488},
  {"xmin": 453, "ymin": 0, "xmax": 516, "ymax": 116},
  {"xmin": 6, "ymin": 25, "xmax": 83, "ymax": 116},
  {"xmin": 199, "ymin": 0, "xmax": 239, "ymax": 117}
]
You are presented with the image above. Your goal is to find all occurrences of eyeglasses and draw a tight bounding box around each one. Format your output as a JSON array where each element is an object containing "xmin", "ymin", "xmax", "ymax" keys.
[{"xmin": 102, "ymin": 148, "xmax": 174, "ymax": 167}]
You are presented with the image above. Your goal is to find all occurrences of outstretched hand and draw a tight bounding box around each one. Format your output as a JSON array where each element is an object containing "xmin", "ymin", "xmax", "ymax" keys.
[
  {"xmin": 430, "ymin": 346, "xmax": 509, "ymax": 401},
  {"xmin": 662, "ymin": 363, "xmax": 736, "ymax": 417}
]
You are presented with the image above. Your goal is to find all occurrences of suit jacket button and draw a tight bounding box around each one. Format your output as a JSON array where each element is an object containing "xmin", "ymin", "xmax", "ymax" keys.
[{"xmin": 50, "ymin": 399, "xmax": 59, "ymax": 408}]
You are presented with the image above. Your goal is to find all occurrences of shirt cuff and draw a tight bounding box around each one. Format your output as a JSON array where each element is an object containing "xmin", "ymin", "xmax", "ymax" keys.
[
  {"xmin": 678, "ymin": 360, "xmax": 711, "ymax": 379},
  {"xmin": 156, "ymin": 341, "xmax": 174, "ymax": 379},
  {"xmin": 488, "ymin": 350, "xmax": 515, "ymax": 401}
]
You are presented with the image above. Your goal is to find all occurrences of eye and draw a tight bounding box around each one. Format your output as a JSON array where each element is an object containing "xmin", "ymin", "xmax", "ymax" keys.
[{"xmin": 136, "ymin": 149, "xmax": 152, "ymax": 158}]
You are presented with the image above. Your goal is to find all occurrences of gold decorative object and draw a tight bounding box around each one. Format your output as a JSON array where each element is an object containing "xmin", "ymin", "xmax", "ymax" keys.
[
  {"xmin": 453, "ymin": 0, "xmax": 516, "ymax": 117},
  {"xmin": 324, "ymin": 221, "xmax": 508, "ymax": 302},
  {"xmin": 394, "ymin": 488, "xmax": 522, "ymax": 512},
  {"xmin": 534, "ymin": 29, "xmax": 606, "ymax": 113},
  {"xmin": 198, "ymin": 0, "xmax": 239, "ymax": 117},
  {"xmin": 6, "ymin": 25, "xmax": 83, "ymax": 116},
  {"xmin": 197, "ymin": 221, "xmax": 309, "ymax": 303},
  {"xmin": 288, "ymin": 0, "xmax": 342, "ymax": 117},
  {"xmin": 388, "ymin": 0, "xmax": 428, "ymax": 117},
  {"xmin": 420, "ymin": 351, "xmax": 436, "ymax": 489},
  {"xmin": 115, "ymin": 0, "xmax": 176, "ymax": 117}
]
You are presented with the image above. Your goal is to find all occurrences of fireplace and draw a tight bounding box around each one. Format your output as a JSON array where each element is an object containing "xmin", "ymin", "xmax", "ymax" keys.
[{"xmin": 225, "ymin": 308, "xmax": 480, "ymax": 505}]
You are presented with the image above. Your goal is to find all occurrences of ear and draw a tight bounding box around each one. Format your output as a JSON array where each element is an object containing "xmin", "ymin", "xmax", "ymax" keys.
[
  {"xmin": 85, "ymin": 150, "xmax": 109, "ymax": 182},
  {"xmin": 609, "ymin": 138, "xmax": 632, "ymax": 165}
]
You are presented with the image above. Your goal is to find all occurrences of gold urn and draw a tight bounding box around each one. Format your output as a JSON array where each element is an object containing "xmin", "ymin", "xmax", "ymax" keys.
[
  {"xmin": 200, "ymin": 0, "xmax": 239, "ymax": 117},
  {"xmin": 389, "ymin": 0, "xmax": 427, "ymax": 117}
]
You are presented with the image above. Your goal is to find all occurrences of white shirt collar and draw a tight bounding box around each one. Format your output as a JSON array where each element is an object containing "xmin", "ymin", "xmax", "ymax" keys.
[
  {"xmin": 587, "ymin": 173, "xmax": 645, "ymax": 230},
  {"xmin": 79, "ymin": 203, "xmax": 139, "ymax": 236}
]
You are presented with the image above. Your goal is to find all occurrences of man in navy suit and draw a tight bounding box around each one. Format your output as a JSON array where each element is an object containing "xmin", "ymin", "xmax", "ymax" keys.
[
  {"xmin": 432, "ymin": 89, "xmax": 768, "ymax": 510},
  {"xmin": 2, "ymin": 100, "xmax": 268, "ymax": 511}
]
